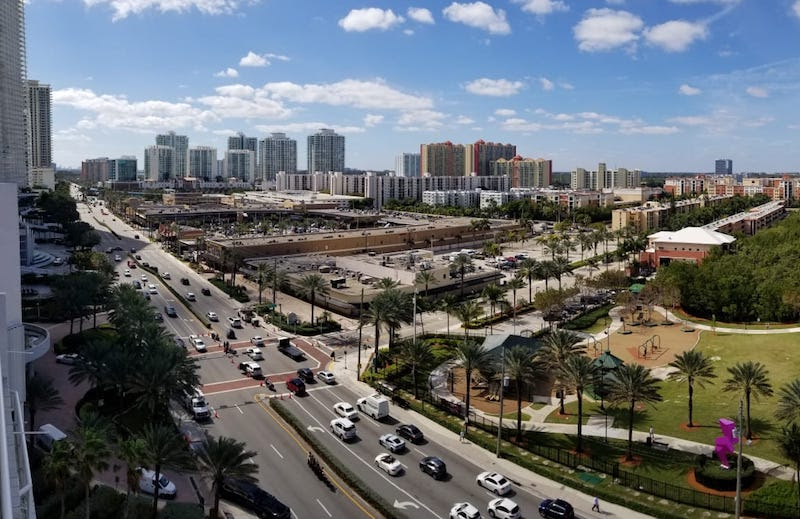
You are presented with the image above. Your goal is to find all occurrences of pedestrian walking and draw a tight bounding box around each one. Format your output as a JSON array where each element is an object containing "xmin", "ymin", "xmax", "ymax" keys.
[
  {"xmin": 459, "ymin": 428, "xmax": 465, "ymax": 443},
  {"xmin": 592, "ymin": 496, "xmax": 600, "ymax": 512}
]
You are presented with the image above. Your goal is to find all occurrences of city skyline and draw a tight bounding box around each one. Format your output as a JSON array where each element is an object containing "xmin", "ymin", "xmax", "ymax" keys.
[{"xmin": 26, "ymin": 0, "xmax": 800, "ymax": 172}]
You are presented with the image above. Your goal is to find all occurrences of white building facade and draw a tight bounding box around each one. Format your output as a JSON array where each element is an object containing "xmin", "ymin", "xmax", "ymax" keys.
[
  {"xmin": 155, "ymin": 132, "xmax": 188, "ymax": 178},
  {"xmin": 188, "ymin": 146, "xmax": 217, "ymax": 180},
  {"xmin": 259, "ymin": 133, "xmax": 296, "ymax": 181},
  {"xmin": 144, "ymin": 145, "xmax": 174, "ymax": 181},
  {"xmin": 224, "ymin": 149, "xmax": 256, "ymax": 182}
]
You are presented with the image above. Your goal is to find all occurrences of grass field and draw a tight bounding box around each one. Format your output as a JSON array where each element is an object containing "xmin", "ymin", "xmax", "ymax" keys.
[{"xmin": 546, "ymin": 330, "xmax": 800, "ymax": 465}]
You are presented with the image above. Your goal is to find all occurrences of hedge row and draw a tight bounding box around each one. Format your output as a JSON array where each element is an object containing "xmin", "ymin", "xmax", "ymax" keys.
[
  {"xmin": 209, "ymin": 277, "xmax": 251, "ymax": 303},
  {"xmin": 268, "ymin": 312, "xmax": 342, "ymax": 336}
]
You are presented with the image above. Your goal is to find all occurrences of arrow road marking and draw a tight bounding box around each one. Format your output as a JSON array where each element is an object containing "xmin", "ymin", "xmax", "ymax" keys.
[
  {"xmin": 307, "ymin": 425, "xmax": 325, "ymax": 433},
  {"xmin": 394, "ymin": 500, "xmax": 420, "ymax": 510}
]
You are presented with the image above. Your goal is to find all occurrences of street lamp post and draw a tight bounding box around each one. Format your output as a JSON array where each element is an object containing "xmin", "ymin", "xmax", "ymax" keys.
[
  {"xmin": 496, "ymin": 346, "xmax": 506, "ymax": 457},
  {"xmin": 357, "ymin": 288, "xmax": 364, "ymax": 381}
]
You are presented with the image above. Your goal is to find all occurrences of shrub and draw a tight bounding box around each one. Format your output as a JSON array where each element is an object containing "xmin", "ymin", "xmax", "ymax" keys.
[
  {"xmin": 268, "ymin": 312, "xmax": 341, "ymax": 335},
  {"xmin": 563, "ymin": 303, "xmax": 613, "ymax": 331},
  {"xmin": 161, "ymin": 502, "xmax": 204, "ymax": 519},
  {"xmin": 209, "ymin": 277, "xmax": 250, "ymax": 303},
  {"xmin": 64, "ymin": 485, "xmax": 125, "ymax": 519},
  {"xmin": 744, "ymin": 480, "xmax": 800, "ymax": 519},
  {"xmin": 693, "ymin": 453, "xmax": 756, "ymax": 491}
]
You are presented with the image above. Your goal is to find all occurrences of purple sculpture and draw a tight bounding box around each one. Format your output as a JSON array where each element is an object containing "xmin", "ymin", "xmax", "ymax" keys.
[{"xmin": 714, "ymin": 418, "xmax": 738, "ymax": 469}]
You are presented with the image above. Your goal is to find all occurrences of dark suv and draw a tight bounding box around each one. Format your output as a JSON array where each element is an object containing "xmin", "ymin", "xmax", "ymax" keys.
[
  {"xmin": 396, "ymin": 424, "xmax": 424, "ymax": 443},
  {"xmin": 220, "ymin": 477, "xmax": 291, "ymax": 519},
  {"xmin": 538, "ymin": 498, "xmax": 575, "ymax": 519},
  {"xmin": 297, "ymin": 367, "xmax": 314, "ymax": 382},
  {"xmin": 201, "ymin": 287, "xmax": 211, "ymax": 296},
  {"xmin": 419, "ymin": 456, "xmax": 446, "ymax": 480}
]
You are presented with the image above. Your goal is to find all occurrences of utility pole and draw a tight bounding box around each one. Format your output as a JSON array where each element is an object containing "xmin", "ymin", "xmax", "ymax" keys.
[
  {"xmin": 357, "ymin": 287, "xmax": 364, "ymax": 381},
  {"xmin": 496, "ymin": 346, "xmax": 505, "ymax": 457},
  {"xmin": 412, "ymin": 290, "xmax": 417, "ymax": 346},
  {"xmin": 271, "ymin": 257, "xmax": 278, "ymax": 307},
  {"xmin": 735, "ymin": 399, "xmax": 743, "ymax": 519}
]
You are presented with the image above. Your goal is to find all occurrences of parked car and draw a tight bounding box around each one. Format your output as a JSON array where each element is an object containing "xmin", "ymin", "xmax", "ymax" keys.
[
  {"xmin": 476, "ymin": 471, "xmax": 512, "ymax": 496},
  {"xmin": 396, "ymin": 423, "xmax": 424, "ymax": 443},
  {"xmin": 138, "ymin": 468, "xmax": 176, "ymax": 498},
  {"xmin": 317, "ymin": 371, "xmax": 336, "ymax": 384},
  {"xmin": 286, "ymin": 378, "xmax": 305, "ymax": 395},
  {"xmin": 164, "ymin": 306, "xmax": 178, "ymax": 317},
  {"xmin": 488, "ymin": 497, "xmax": 520, "ymax": 519},
  {"xmin": 374, "ymin": 453, "xmax": 403, "ymax": 476},
  {"xmin": 378, "ymin": 434, "xmax": 405, "ymax": 453},
  {"xmin": 219, "ymin": 477, "xmax": 291, "ymax": 519},
  {"xmin": 333, "ymin": 402, "xmax": 358, "ymax": 420},
  {"xmin": 113, "ymin": 255, "xmax": 122, "ymax": 262},
  {"xmin": 297, "ymin": 367, "xmax": 314, "ymax": 382},
  {"xmin": 419, "ymin": 456, "xmax": 447, "ymax": 480},
  {"xmin": 538, "ymin": 498, "xmax": 574, "ymax": 519},
  {"xmin": 124, "ymin": 269, "xmax": 131, "ymax": 277},
  {"xmin": 206, "ymin": 311, "xmax": 219, "ymax": 321},
  {"xmin": 449, "ymin": 502, "xmax": 481, "ymax": 519},
  {"xmin": 246, "ymin": 347, "xmax": 263, "ymax": 360},
  {"xmin": 135, "ymin": 254, "xmax": 142, "ymax": 260},
  {"xmin": 55, "ymin": 353, "xmax": 79, "ymax": 365}
]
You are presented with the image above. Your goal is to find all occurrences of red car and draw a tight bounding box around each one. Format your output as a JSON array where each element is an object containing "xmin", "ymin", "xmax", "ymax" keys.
[{"xmin": 286, "ymin": 378, "xmax": 306, "ymax": 395}]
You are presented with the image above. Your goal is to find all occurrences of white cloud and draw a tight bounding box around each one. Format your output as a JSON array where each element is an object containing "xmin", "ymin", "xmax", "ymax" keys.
[
  {"xmin": 338, "ymin": 8, "xmax": 404, "ymax": 32},
  {"xmin": 363, "ymin": 114, "xmax": 384, "ymax": 127},
  {"xmin": 573, "ymin": 8, "xmax": 643, "ymax": 52},
  {"xmin": 605, "ymin": 0, "xmax": 626, "ymax": 4},
  {"xmin": 513, "ymin": 0, "xmax": 568, "ymax": 16},
  {"xmin": 239, "ymin": 51, "xmax": 267, "ymax": 67},
  {"xmin": 195, "ymin": 84, "xmax": 292, "ymax": 119},
  {"xmin": 403, "ymin": 29, "xmax": 415, "ymax": 35},
  {"xmin": 54, "ymin": 128, "xmax": 91, "ymax": 143},
  {"xmin": 679, "ymin": 84, "xmax": 701, "ymax": 96},
  {"xmin": 396, "ymin": 110, "xmax": 446, "ymax": 130},
  {"xmin": 559, "ymin": 82, "xmax": 574, "ymax": 90},
  {"xmin": 494, "ymin": 108, "xmax": 516, "ymax": 116},
  {"xmin": 746, "ymin": 86, "xmax": 769, "ymax": 98},
  {"xmin": 255, "ymin": 122, "xmax": 365, "ymax": 134},
  {"xmin": 407, "ymin": 7, "xmax": 434, "ymax": 24},
  {"xmin": 464, "ymin": 78, "xmax": 524, "ymax": 96},
  {"xmin": 455, "ymin": 115, "xmax": 475, "ymax": 124},
  {"xmin": 668, "ymin": 115, "xmax": 711, "ymax": 126},
  {"xmin": 794, "ymin": 1, "xmax": 800, "ymax": 19},
  {"xmin": 500, "ymin": 117, "xmax": 543, "ymax": 132},
  {"xmin": 442, "ymin": 2, "xmax": 511, "ymax": 35},
  {"xmin": 214, "ymin": 67, "xmax": 238, "ymax": 78},
  {"xmin": 619, "ymin": 125, "xmax": 680, "ymax": 135},
  {"xmin": 539, "ymin": 77, "xmax": 555, "ymax": 91},
  {"xmin": 643, "ymin": 20, "xmax": 708, "ymax": 52},
  {"xmin": 82, "ymin": 0, "xmax": 241, "ymax": 21},
  {"xmin": 260, "ymin": 79, "xmax": 433, "ymax": 111},
  {"xmin": 668, "ymin": 0, "xmax": 740, "ymax": 4}
]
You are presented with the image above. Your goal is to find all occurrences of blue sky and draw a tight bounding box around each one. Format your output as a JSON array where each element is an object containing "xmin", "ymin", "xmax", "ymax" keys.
[{"xmin": 26, "ymin": 0, "xmax": 800, "ymax": 173}]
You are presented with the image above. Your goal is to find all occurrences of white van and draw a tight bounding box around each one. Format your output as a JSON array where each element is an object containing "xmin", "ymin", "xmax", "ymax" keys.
[
  {"xmin": 36, "ymin": 423, "xmax": 67, "ymax": 451},
  {"xmin": 356, "ymin": 394, "xmax": 390, "ymax": 420}
]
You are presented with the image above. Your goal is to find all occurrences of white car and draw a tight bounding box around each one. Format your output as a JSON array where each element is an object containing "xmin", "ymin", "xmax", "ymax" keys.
[
  {"xmin": 162, "ymin": 272, "xmax": 171, "ymax": 279},
  {"xmin": 488, "ymin": 498, "xmax": 520, "ymax": 519},
  {"xmin": 114, "ymin": 255, "xmax": 122, "ymax": 262},
  {"xmin": 330, "ymin": 418, "xmax": 356, "ymax": 441},
  {"xmin": 55, "ymin": 353, "xmax": 79, "ymax": 365},
  {"xmin": 476, "ymin": 471, "xmax": 512, "ymax": 496},
  {"xmin": 378, "ymin": 434, "xmax": 405, "ymax": 453},
  {"xmin": 141, "ymin": 275, "xmax": 148, "ymax": 281},
  {"xmin": 374, "ymin": 453, "xmax": 403, "ymax": 476},
  {"xmin": 189, "ymin": 335, "xmax": 207, "ymax": 353},
  {"xmin": 138, "ymin": 468, "xmax": 177, "ymax": 498},
  {"xmin": 250, "ymin": 336, "xmax": 265, "ymax": 346},
  {"xmin": 333, "ymin": 402, "xmax": 358, "ymax": 421},
  {"xmin": 124, "ymin": 269, "xmax": 131, "ymax": 277},
  {"xmin": 186, "ymin": 292, "xmax": 196, "ymax": 301},
  {"xmin": 148, "ymin": 284, "xmax": 157, "ymax": 294},
  {"xmin": 245, "ymin": 347, "xmax": 263, "ymax": 360},
  {"xmin": 205, "ymin": 311, "xmax": 218, "ymax": 321},
  {"xmin": 317, "ymin": 371, "xmax": 336, "ymax": 385},
  {"xmin": 450, "ymin": 502, "xmax": 481, "ymax": 519}
]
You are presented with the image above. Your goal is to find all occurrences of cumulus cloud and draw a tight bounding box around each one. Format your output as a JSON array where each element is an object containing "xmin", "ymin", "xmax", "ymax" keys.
[
  {"xmin": 255, "ymin": 122, "xmax": 365, "ymax": 134},
  {"xmin": 559, "ymin": 82, "xmax": 574, "ymax": 90},
  {"xmin": 261, "ymin": 79, "xmax": 433, "ymax": 111},
  {"xmin": 513, "ymin": 0, "xmax": 568, "ymax": 16},
  {"xmin": 407, "ymin": 7, "xmax": 434, "ymax": 24},
  {"xmin": 363, "ymin": 114, "xmax": 384, "ymax": 127},
  {"xmin": 668, "ymin": 115, "xmax": 711, "ymax": 126},
  {"xmin": 494, "ymin": 108, "xmax": 516, "ymax": 116},
  {"xmin": 195, "ymin": 85, "xmax": 292, "ymax": 119},
  {"xmin": 455, "ymin": 115, "xmax": 475, "ymax": 124},
  {"xmin": 619, "ymin": 125, "xmax": 679, "ymax": 135},
  {"xmin": 669, "ymin": 0, "xmax": 740, "ymax": 4},
  {"xmin": 644, "ymin": 20, "xmax": 708, "ymax": 52},
  {"xmin": 746, "ymin": 86, "xmax": 769, "ymax": 98},
  {"xmin": 239, "ymin": 52, "xmax": 266, "ymax": 67},
  {"xmin": 573, "ymin": 8, "xmax": 643, "ymax": 52},
  {"xmin": 464, "ymin": 78, "xmax": 524, "ymax": 96},
  {"xmin": 214, "ymin": 68, "xmax": 238, "ymax": 78},
  {"xmin": 539, "ymin": 77, "xmax": 555, "ymax": 91},
  {"xmin": 442, "ymin": 2, "xmax": 511, "ymax": 35},
  {"xmin": 794, "ymin": 1, "xmax": 800, "ymax": 19},
  {"xmin": 679, "ymin": 84, "xmax": 702, "ymax": 95},
  {"xmin": 338, "ymin": 8, "xmax": 404, "ymax": 31},
  {"xmin": 82, "ymin": 0, "xmax": 241, "ymax": 21},
  {"xmin": 395, "ymin": 110, "xmax": 447, "ymax": 130}
]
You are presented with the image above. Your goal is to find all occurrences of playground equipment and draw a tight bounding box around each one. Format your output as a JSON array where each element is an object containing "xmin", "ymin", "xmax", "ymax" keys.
[{"xmin": 637, "ymin": 335, "xmax": 661, "ymax": 359}]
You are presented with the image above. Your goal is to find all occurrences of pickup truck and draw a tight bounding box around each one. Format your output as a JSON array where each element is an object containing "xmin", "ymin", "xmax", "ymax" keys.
[
  {"xmin": 277, "ymin": 337, "xmax": 305, "ymax": 361},
  {"xmin": 183, "ymin": 388, "xmax": 211, "ymax": 421}
]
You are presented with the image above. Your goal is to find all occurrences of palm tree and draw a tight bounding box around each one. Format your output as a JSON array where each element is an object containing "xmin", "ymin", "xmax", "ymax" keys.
[
  {"xmin": 578, "ymin": 233, "xmax": 594, "ymax": 261},
  {"xmin": 450, "ymin": 253, "xmax": 473, "ymax": 297},
  {"xmin": 415, "ymin": 270, "xmax": 435, "ymax": 297},
  {"xmin": 606, "ymin": 363, "xmax": 663, "ymax": 461},
  {"xmin": 667, "ymin": 350, "xmax": 716, "ymax": 428},
  {"xmin": 400, "ymin": 340, "xmax": 434, "ymax": 399},
  {"xmin": 25, "ymin": 372, "xmax": 64, "ymax": 438},
  {"xmin": 375, "ymin": 277, "xmax": 400, "ymax": 290},
  {"xmin": 439, "ymin": 294, "xmax": 459, "ymax": 335},
  {"xmin": 506, "ymin": 276, "xmax": 526, "ymax": 332},
  {"xmin": 469, "ymin": 218, "xmax": 491, "ymax": 242},
  {"xmin": 538, "ymin": 330, "xmax": 586, "ymax": 413},
  {"xmin": 454, "ymin": 301, "xmax": 482, "ymax": 342},
  {"xmin": 481, "ymin": 283, "xmax": 506, "ymax": 333},
  {"xmin": 518, "ymin": 258, "xmax": 540, "ymax": 302},
  {"xmin": 455, "ymin": 341, "xmax": 492, "ymax": 430},
  {"xmin": 504, "ymin": 346, "xmax": 538, "ymax": 440},
  {"xmin": 775, "ymin": 423, "xmax": 800, "ymax": 510},
  {"xmin": 559, "ymin": 355, "xmax": 598, "ymax": 453},
  {"xmin": 139, "ymin": 424, "xmax": 196, "ymax": 518},
  {"xmin": 255, "ymin": 263, "xmax": 269, "ymax": 304},
  {"xmin": 776, "ymin": 379, "xmax": 800, "ymax": 424},
  {"xmin": 539, "ymin": 260, "xmax": 557, "ymax": 291},
  {"xmin": 552, "ymin": 256, "xmax": 573, "ymax": 291},
  {"xmin": 196, "ymin": 436, "xmax": 259, "ymax": 519},
  {"xmin": 117, "ymin": 438, "xmax": 146, "ymax": 519},
  {"xmin": 723, "ymin": 361, "xmax": 774, "ymax": 440},
  {"xmin": 72, "ymin": 414, "xmax": 112, "ymax": 519},
  {"xmin": 42, "ymin": 441, "xmax": 74, "ymax": 519},
  {"xmin": 482, "ymin": 241, "xmax": 501, "ymax": 259},
  {"xmin": 297, "ymin": 273, "xmax": 329, "ymax": 326}
]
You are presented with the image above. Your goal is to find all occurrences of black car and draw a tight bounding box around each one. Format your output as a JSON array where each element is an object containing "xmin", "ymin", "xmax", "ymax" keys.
[
  {"xmin": 181, "ymin": 277, "xmax": 190, "ymax": 285},
  {"xmin": 154, "ymin": 312, "xmax": 163, "ymax": 322},
  {"xmin": 419, "ymin": 456, "xmax": 446, "ymax": 480},
  {"xmin": 538, "ymin": 498, "xmax": 575, "ymax": 519},
  {"xmin": 135, "ymin": 254, "xmax": 142, "ymax": 260},
  {"xmin": 173, "ymin": 336, "xmax": 186, "ymax": 348},
  {"xmin": 130, "ymin": 248, "xmax": 136, "ymax": 253},
  {"xmin": 164, "ymin": 306, "xmax": 178, "ymax": 317},
  {"xmin": 133, "ymin": 280, "xmax": 142, "ymax": 289},
  {"xmin": 396, "ymin": 424, "xmax": 424, "ymax": 443},
  {"xmin": 297, "ymin": 367, "xmax": 314, "ymax": 382},
  {"xmin": 201, "ymin": 287, "xmax": 211, "ymax": 296},
  {"xmin": 220, "ymin": 477, "xmax": 291, "ymax": 519}
]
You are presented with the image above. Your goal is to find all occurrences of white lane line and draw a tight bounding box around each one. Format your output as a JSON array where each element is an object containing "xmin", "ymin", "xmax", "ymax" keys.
[
  {"xmin": 234, "ymin": 404, "xmax": 244, "ymax": 414},
  {"xmin": 291, "ymin": 398, "xmax": 442, "ymax": 519},
  {"xmin": 316, "ymin": 499, "xmax": 332, "ymax": 517},
  {"xmin": 414, "ymin": 448, "xmax": 427, "ymax": 457},
  {"xmin": 271, "ymin": 444, "xmax": 284, "ymax": 459},
  {"xmin": 291, "ymin": 511, "xmax": 299, "ymax": 519}
]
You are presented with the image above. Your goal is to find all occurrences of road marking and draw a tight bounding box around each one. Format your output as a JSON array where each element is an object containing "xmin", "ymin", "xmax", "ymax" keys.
[
  {"xmin": 414, "ymin": 447, "xmax": 427, "ymax": 457},
  {"xmin": 248, "ymin": 457, "xmax": 256, "ymax": 464},
  {"xmin": 316, "ymin": 499, "xmax": 332, "ymax": 517},
  {"xmin": 234, "ymin": 404, "xmax": 244, "ymax": 414},
  {"xmin": 393, "ymin": 500, "xmax": 420, "ymax": 510},
  {"xmin": 307, "ymin": 425, "xmax": 325, "ymax": 433},
  {"xmin": 270, "ymin": 444, "xmax": 284, "ymax": 459}
]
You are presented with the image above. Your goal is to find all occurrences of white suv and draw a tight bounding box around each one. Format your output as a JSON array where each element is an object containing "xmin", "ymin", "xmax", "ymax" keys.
[{"xmin": 330, "ymin": 418, "xmax": 356, "ymax": 441}]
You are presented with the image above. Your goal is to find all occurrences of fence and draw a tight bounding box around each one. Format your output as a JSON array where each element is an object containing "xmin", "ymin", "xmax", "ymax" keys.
[{"xmin": 384, "ymin": 378, "xmax": 798, "ymax": 518}]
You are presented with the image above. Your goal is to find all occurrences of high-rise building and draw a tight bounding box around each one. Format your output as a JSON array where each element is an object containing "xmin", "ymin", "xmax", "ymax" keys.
[
  {"xmin": 715, "ymin": 159, "xmax": 733, "ymax": 175},
  {"xmin": 491, "ymin": 156, "xmax": 551, "ymax": 188},
  {"xmin": 144, "ymin": 145, "xmax": 174, "ymax": 181},
  {"xmin": 571, "ymin": 168, "xmax": 598, "ymax": 190},
  {"xmin": 473, "ymin": 140, "xmax": 516, "ymax": 176},
  {"xmin": 156, "ymin": 131, "xmax": 188, "ymax": 177},
  {"xmin": 395, "ymin": 153, "xmax": 421, "ymax": 177},
  {"xmin": 259, "ymin": 133, "xmax": 296, "ymax": 181},
  {"xmin": 109, "ymin": 156, "xmax": 137, "ymax": 182},
  {"xmin": 0, "ymin": 0, "xmax": 29, "ymax": 187},
  {"xmin": 225, "ymin": 149, "xmax": 256, "ymax": 182},
  {"xmin": 81, "ymin": 157, "xmax": 110, "ymax": 182},
  {"xmin": 189, "ymin": 146, "xmax": 217, "ymax": 180},
  {"xmin": 228, "ymin": 132, "xmax": 258, "ymax": 152},
  {"xmin": 420, "ymin": 142, "xmax": 468, "ymax": 177},
  {"xmin": 27, "ymin": 80, "xmax": 51, "ymax": 168},
  {"xmin": 307, "ymin": 128, "xmax": 345, "ymax": 174}
]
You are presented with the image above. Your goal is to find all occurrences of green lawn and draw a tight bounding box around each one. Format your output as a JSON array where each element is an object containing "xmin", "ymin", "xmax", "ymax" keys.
[{"xmin": 546, "ymin": 330, "xmax": 800, "ymax": 465}]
